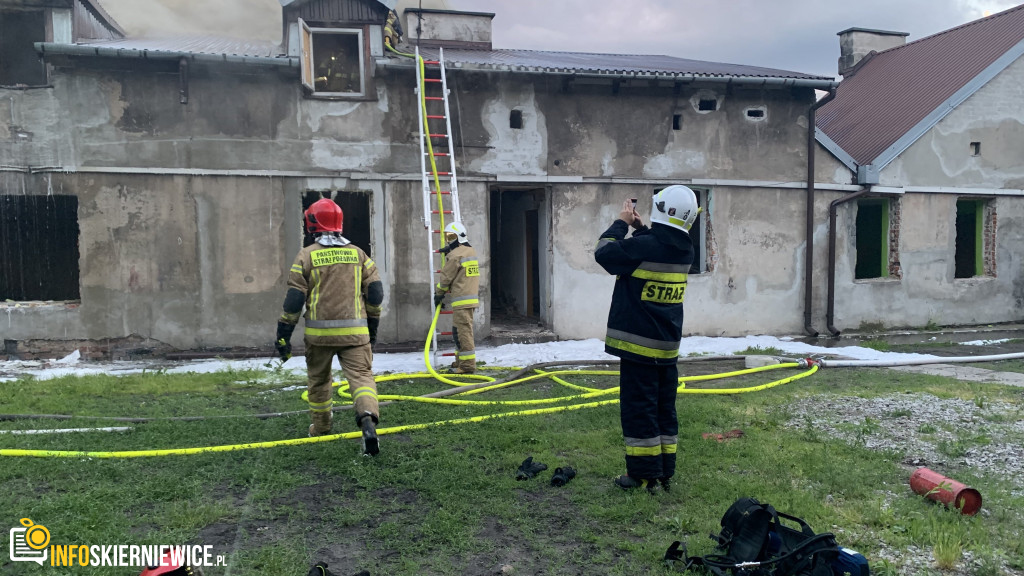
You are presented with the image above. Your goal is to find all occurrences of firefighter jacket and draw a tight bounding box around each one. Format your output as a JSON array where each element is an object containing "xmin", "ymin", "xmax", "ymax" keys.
[
  {"xmin": 281, "ymin": 238, "xmax": 383, "ymax": 347},
  {"xmin": 436, "ymin": 243, "xmax": 480, "ymax": 310},
  {"xmin": 595, "ymin": 220, "xmax": 694, "ymax": 365}
]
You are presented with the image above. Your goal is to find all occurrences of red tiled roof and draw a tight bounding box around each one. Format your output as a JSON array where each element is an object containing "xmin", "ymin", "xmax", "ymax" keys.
[{"xmin": 817, "ymin": 4, "xmax": 1024, "ymax": 166}]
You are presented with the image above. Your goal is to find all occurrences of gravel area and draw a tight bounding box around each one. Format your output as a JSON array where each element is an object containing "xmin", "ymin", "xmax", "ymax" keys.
[{"xmin": 783, "ymin": 386, "xmax": 1024, "ymax": 576}]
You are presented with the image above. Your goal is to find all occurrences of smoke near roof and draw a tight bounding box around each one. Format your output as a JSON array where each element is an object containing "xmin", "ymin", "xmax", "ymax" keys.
[{"xmin": 98, "ymin": 0, "xmax": 282, "ymax": 41}]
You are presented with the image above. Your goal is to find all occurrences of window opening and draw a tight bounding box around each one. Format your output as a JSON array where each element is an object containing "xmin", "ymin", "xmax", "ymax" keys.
[
  {"xmin": 672, "ymin": 114, "xmax": 682, "ymax": 130},
  {"xmin": 698, "ymin": 99, "xmax": 717, "ymax": 111},
  {"xmin": 0, "ymin": 10, "xmax": 47, "ymax": 86},
  {"xmin": 0, "ymin": 195, "xmax": 80, "ymax": 301},
  {"xmin": 970, "ymin": 142, "xmax": 981, "ymax": 156},
  {"xmin": 302, "ymin": 191, "xmax": 372, "ymax": 256},
  {"xmin": 745, "ymin": 107, "xmax": 765, "ymax": 119},
  {"xmin": 509, "ymin": 109, "xmax": 523, "ymax": 129},
  {"xmin": 855, "ymin": 199, "xmax": 889, "ymax": 279},
  {"xmin": 300, "ymin": 22, "xmax": 365, "ymax": 97},
  {"xmin": 954, "ymin": 199, "xmax": 985, "ymax": 278},
  {"xmin": 654, "ymin": 186, "xmax": 707, "ymax": 274}
]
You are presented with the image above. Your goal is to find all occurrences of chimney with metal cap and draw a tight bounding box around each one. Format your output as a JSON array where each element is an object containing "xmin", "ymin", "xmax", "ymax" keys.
[{"xmin": 837, "ymin": 27, "xmax": 909, "ymax": 77}]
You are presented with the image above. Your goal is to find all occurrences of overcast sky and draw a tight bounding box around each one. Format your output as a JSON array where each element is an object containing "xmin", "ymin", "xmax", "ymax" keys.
[{"xmin": 98, "ymin": 0, "xmax": 1021, "ymax": 78}]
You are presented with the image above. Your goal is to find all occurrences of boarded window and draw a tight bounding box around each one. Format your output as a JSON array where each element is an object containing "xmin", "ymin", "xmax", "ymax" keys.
[
  {"xmin": 302, "ymin": 191, "xmax": 372, "ymax": 256},
  {"xmin": 855, "ymin": 199, "xmax": 889, "ymax": 279},
  {"xmin": 0, "ymin": 10, "xmax": 47, "ymax": 86},
  {"xmin": 0, "ymin": 195, "xmax": 80, "ymax": 301}
]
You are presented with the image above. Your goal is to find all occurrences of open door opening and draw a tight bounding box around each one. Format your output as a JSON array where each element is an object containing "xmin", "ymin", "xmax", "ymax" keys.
[{"xmin": 488, "ymin": 186, "xmax": 556, "ymax": 343}]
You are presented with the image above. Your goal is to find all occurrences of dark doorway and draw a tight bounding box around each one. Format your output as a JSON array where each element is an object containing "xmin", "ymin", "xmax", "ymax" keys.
[
  {"xmin": 489, "ymin": 187, "xmax": 548, "ymax": 322},
  {"xmin": 0, "ymin": 195, "xmax": 80, "ymax": 301},
  {"xmin": 302, "ymin": 190, "xmax": 372, "ymax": 256},
  {"xmin": 855, "ymin": 200, "xmax": 887, "ymax": 279},
  {"xmin": 954, "ymin": 199, "xmax": 981, "ymax": 278}
]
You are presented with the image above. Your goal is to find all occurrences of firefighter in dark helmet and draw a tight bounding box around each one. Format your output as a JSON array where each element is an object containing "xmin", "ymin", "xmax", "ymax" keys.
[
  {"xmin": 594, "ymin": 186, "xmax": 698, "ymax": 492},
  {"xmin": 275, "ymin": 198, "xmax": 385, "ymax": 456},
  {"xmin": 434, "ymin": 221, "xmax": 480, "ymax": 374}
]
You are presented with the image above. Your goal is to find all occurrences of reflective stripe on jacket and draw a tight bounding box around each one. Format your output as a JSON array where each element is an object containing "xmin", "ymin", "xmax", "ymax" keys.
[
  {"xmin": 594, "ymin": 220, "xmax": 694, "ymax": 365},
  {"xmin": 436, "ymin": 244, "xmax": 480, "ymax": 310},
  {"xmin": 288, "ymin": 243, "xmax": 382, "ymax": 347}
]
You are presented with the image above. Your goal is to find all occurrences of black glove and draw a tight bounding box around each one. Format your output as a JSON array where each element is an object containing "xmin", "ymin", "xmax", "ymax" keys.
[
  {"xmin": 275, "ymin": 321, "xmax": 295, "ymax": 361},
  {"xmin": 551, "ymin": 466, "xmax": 576, "ymax": 487},
  {"xmin": 438, "ymin": 240, "xmax": 459, "ymax": 255},
  {"xmin": 515, "ymin": 456, "xmax": 548, "ymax": 480},
  {"xmin": 433, "ymin": 293, "xmax": 445, "ymax": 309},
  {"xmin": 367, "ymin": 317, "xmax": 379, "ymax": 345}
]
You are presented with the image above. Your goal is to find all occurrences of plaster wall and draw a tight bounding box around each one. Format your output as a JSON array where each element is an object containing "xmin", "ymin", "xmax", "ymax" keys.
[
  {"xmin": 882, "ymin": 54, "xmax": 1024, "ymax": 188},
  {"xmin": 827, "ymin": 193, "xmax": 1024, "ymax": 330},
  {"xmin": 2, "ymin": 57, "xmax": 817, "ymax": 349}
]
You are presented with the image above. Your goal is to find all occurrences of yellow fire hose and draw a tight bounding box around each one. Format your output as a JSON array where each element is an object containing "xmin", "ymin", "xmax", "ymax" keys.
[{"xmin": 0, "ymin": 305, "xmax": 818, "ymax": 458}]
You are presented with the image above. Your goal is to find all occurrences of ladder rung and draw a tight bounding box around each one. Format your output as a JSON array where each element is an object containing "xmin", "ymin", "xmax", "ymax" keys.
[
  {"xmin": 430, "ymin": 191, "xmax": 451, "ymax": 195},
  {"xmin": 427, "ymin": 115, "xmax": 445, "ymax": 119},
  {"xmin": 440, "ymin": 311, "xmax": 453, "ymax": 316},
  {"xmin": 428, "ymin": 133, "xmax": 448, "ymax": 138},
  {"xmin": 436, "ymin": 331, "xmax": 453, "ymax": 336},
  {"xmin": 424, "ymin": 96, "xmax": 444, "ymax": 101},
  {"xmin": 423, "ymin": 60, "xmax": 440, "ymax": 65},
  {"xmin": 431, "ymin": 171, "xmax": 451, "ymax": 176},
  {"xmin": 441, "ymin": 352, "xmax": 456, "ymax": 356},
  {"xmin": 426, "ymin": 152, "xmax": 449, "ymax": 157},
  {"xmin": 424, "ymin": 78, "xmax": 442, "ymax": 83},
  {"xmin": 431, "ymin": 210, "xmax": 454, "ymax": 214}
]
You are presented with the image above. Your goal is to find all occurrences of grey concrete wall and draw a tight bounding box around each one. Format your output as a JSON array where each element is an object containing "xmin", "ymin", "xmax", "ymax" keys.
[
  {"xmin": 882, "ymin": 54, "xmax": 1024, "ymax": 189},
  {"xmin": 827, "ymin": 193, "xmax": 1024, "ymax": 330},
  {"xmin": 2, "ymin": 56, "xmax": 820, "ymax": 349}
]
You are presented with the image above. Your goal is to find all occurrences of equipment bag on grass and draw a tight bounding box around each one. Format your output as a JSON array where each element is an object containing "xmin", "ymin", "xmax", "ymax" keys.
[{"xmin": 664, "ymin": 497, "xmax": 849, "ymax": 576}]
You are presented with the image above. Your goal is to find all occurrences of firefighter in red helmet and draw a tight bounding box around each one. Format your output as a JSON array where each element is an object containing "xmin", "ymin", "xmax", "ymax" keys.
[{"xmin": 275, "ymin": 197, "xmax": 385, "ymax": 455}]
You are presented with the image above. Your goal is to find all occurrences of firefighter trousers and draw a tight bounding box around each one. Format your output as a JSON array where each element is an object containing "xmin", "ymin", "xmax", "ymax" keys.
[
  {"xmin": 619, "ymin": 359, "xmax": 678, "ymax": 480},
  {"xmin": 305, "ymin": 342, "xmax": 378, "ymax": 435},
  {"xmin": 451, "ymin": 307, "xmax": 476, "ymax": 372}
]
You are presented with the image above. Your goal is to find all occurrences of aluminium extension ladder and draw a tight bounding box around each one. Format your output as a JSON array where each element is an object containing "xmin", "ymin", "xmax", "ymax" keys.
[{"xmin": 415, "ymin": 46, "xmax": 462, "ymax": 368}]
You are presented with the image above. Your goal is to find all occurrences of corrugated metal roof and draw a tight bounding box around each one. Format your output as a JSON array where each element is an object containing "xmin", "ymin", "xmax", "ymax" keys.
[
  {"xmin": 419, "ymin": 47, "xmax": 833, "ymax": 82},
  {"xmin": 818, "ymin": 4, "xmax": 1024, "ymax": 166},
  {"xmin": 78, "ymin": 36, "xmax": 284, "ymax": 58}
]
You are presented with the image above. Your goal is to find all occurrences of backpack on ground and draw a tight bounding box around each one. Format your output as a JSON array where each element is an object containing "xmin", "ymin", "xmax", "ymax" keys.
[{"xmin": 664, "ymin": 497, "xmax": 862, "ymax": 576}]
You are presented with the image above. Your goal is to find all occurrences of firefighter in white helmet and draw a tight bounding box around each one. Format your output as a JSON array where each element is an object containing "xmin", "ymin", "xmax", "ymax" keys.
[
  {"xmin": 594, "ymin": 186, "xmax": 698, "ymax": 492},
  {"xmin": 434, "ymin": 221, "xmax": 480, "ymax": 374}
]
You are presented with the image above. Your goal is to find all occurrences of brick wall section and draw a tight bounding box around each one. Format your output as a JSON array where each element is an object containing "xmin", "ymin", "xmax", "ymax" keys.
[
  {"xmin": 888, "ymin": 198, "xmax": 903, "ymax": 279},
  {"xmin": 1, "ymin": 336, "xmax": 177, "ymax": 361},
  {"xmin": 984, "ymin": 200, "xmax": 997, "ymax": 277}
]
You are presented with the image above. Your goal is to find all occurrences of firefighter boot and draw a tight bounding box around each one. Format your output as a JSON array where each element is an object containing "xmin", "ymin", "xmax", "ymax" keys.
[
  {"xmin": 308, "ymin": 411, "xmax": 333, "ymax": 437},
  {"xmin": 358, "ymin": 412, "xmax": 379, "ymax": 456}
]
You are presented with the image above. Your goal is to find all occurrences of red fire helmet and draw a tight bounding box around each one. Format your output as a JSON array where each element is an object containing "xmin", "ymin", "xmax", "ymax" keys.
[{"xmin": 304, "ymin": 198, "xmax": 344, "ymax": 234}]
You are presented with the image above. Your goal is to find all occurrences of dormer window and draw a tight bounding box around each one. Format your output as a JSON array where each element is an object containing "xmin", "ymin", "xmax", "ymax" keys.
[{"xmin": 300, "ymin": 19, "xmax": 366, "ymax": 98}]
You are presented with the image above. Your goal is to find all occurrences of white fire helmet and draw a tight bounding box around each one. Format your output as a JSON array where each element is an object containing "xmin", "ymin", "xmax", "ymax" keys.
[
  {"xmin": 650, "ymin": 185, "xmax": 699, "ymax": 232},
  {"xmin": 443, "ymin": 221, "xmax": 469, "ymax": 244}
]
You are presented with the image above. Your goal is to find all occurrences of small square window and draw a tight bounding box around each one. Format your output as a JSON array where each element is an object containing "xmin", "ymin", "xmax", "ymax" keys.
[
  {"xmin": 970, "ymin": 142, "xmax": 981, "ymax": 156},
  {"xmin": 672, "ymin": 114, "xmax": 682, "ymax": 130},
  {"xmin": 510, "ymin": 109, "xmax": 523, "ymax": 129}
]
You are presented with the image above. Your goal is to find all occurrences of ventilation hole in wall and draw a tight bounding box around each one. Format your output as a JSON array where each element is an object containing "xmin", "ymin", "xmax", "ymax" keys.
[
  {"xmin": 510, "ymin": 109, "xmax": 523, "ymax": 129},
  {"xmin": 970, "ymin": 141, "xmax": 981, "ymax": 156},
  {"xmin": 746, "ymin": 108, "xmax": 765, "ymax": 119},
  {"xmin": 698, "ymin": 99, "xmax": 717, "ymax": 111},
  {"xmin": 672, "ymin": 114, "xmax": 682, "ymax": 130}
]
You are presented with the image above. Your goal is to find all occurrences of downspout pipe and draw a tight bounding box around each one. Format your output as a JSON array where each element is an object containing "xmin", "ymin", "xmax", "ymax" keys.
[
  {"xmin": 826, "ymin": 188, "xmax": 870, "ymax": 337},
  {"xmin": 804, "ymin": 88, "xmax": 836, "ymax": 337}
]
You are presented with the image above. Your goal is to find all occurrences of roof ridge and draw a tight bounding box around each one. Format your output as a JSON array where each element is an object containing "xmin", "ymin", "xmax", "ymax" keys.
[{"xmin": 873, "ymin": 3, "xmax": 1024, "ymax": 57}]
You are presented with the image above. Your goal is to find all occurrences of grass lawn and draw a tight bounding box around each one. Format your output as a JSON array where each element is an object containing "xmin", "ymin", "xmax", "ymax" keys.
[{"xmin": 1, "ymin": 357, "xmax": 1022, "ymax": 575}]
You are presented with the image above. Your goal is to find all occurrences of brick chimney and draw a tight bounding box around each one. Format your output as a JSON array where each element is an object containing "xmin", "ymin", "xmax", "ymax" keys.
[
  {"xmin": 837, "ymin": 27, "xmax": 909, "ymax": 77},
  {"xmin": 404, "ymin": 8, "xmax": 495, "ymax": 50}
]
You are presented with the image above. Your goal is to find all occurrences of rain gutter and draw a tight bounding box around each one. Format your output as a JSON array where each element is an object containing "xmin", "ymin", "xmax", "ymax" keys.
[
  {"xmin": 804, "ymin": 88, "xmax": 836, "ymax": 337},
  {"xmin": 35, "ymin": 42, "xmax": 299, "ymax": 68},
  {"xmin": 375, "ymin": 58, "xmax": 840, "ymax": 89}
]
